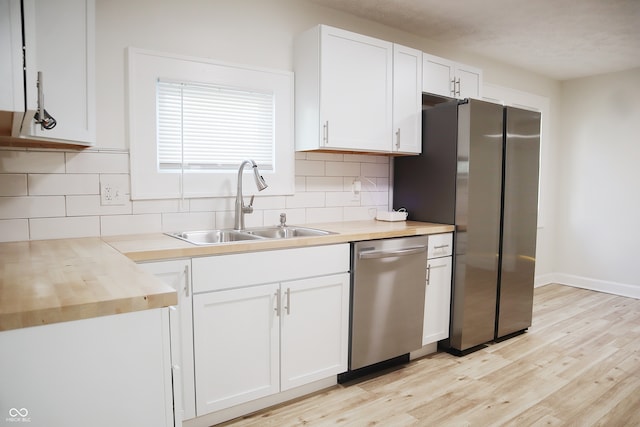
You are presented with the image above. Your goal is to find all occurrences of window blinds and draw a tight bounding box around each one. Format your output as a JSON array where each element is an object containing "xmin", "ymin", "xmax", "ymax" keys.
[{"xmin": 156, "ymin": 80, "xmax": 275, "ymax": 171}]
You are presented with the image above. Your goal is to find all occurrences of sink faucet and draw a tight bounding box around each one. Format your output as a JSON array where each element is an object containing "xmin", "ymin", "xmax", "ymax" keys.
[{"xmin": 234, "ymin": 159, "xmax": 268, "ymax": 230}]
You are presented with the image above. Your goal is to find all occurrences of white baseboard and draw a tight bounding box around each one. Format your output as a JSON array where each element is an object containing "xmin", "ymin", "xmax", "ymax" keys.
[{"xmin": 536, "ymin": 273, "xmax": 640, "ymax": 299}]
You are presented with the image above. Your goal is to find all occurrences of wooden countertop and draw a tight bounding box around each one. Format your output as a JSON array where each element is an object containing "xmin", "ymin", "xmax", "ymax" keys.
[
  {"xmin": 105, "ymin": 220, "xmax": 454, "ymax": 262},
  {"xmin": 1, "ymin": 220, "xmax": 453, "ymax": 332},
  {"xmin": 0, "ymin": 238, "xmax": 177, "ymax": 331}
]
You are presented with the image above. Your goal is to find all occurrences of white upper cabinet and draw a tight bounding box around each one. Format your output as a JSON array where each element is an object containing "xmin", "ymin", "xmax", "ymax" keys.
[
  {"xmin": 392, "ymin": 44, "xmax": 422, "ymax": 154},
  {"xmin": 0, "ymin": 0, "xmax": 23, "ymax": 112},
  {"xmin": 12, "ymin": 0, "xmax": 95, "ymax": 145},
  {"xmin": 295, "ymin": 25, "xmax": 398, "ymax": 154},
  {"xmin": 422, "ymin": 52, "xmax": 482, "ymax": 100}
]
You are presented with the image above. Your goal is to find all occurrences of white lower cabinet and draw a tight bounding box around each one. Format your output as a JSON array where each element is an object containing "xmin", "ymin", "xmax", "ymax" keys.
[
  {"xmin": 280, "ymin": 274, "xmax": 350, "ymax": 391},
  {"xmin": 0, "ymin": 309, "xmax": 173, "ymax": 427},
  {"xmin": 138, "ymin": 259, "xmax": 195, "ymax": 427},
  {"xmin": 422, "ymin": 233, "xmax": 454, "ymax": 345},
  {"xmin": 191, "ymin": 244, "xmax": 350, "ymax": 418},
  {"xmin": 193, "ymin": 283, "xmax": 280, "ymax": 414}
]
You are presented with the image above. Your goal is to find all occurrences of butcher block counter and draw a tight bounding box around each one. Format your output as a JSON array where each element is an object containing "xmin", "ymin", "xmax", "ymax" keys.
[
  {"xmin": 105, "ymin": 220, "xmax": 454, "ymax": 262},
  {"xmin": 0, "ymin": 220, "xmax": 453, "ymax": 332},
  {"xmin": 0, "ymin": 238, "xmax": 177, "ymax": 331}
]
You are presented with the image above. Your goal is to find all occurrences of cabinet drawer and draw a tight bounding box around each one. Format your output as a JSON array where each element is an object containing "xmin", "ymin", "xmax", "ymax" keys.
[
  {"xmin": 192, "ymin": 244, "xmax": 350, "ymax": 293},
  {"xmin": 428, "ymin": 233, "xmax": 453, "ymax": 258}
]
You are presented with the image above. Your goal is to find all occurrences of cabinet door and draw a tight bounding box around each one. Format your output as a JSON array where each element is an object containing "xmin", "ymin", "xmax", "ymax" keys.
[
  {"xmin": 193, "ymin": 284, "xmax": 280, "ymax": 415},
  {"xmin": 320, "ymin": 26, "xmax": 392, "ymax": 152},
  {"xmin": 280, "ymin": 273, "xmax": 349, "ymax": 391},
  {"xmin": 423, "ymin": 256, "xmax": 453, "ymax": 345},
  {"xmin": 455, "ymin": 64, "xmax": 482, "ymax": 99},
  {"xmin": 0, "ymin": 0, "xmax": 23, "ymax": 111},
  {"xmin": 138, "ymin": 259, "xmax": 195, "ymax": 425},
  {"xmin": 422, "ymin": 53, "xmax": 455, "ymax": 97},
  {"xmin": 392, "ymin": 44, "xmax": 422, "ymax": 154},
  {"xmin": 19, "ymin": 0, "xmax": 95, "ymax": 144}
]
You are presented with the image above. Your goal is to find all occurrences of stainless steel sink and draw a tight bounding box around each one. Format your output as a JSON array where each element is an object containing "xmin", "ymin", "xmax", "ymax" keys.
[
  {"xmin": 167, "ymin": 230, "xmax": 265, "ymax": 245},
  {"xmin": 166, "ymin": 226, "xmax": 334, "ymax": 245},
  {"xmin": 244, "ymin": 226, "xmax": 334, "ymax": 239}
]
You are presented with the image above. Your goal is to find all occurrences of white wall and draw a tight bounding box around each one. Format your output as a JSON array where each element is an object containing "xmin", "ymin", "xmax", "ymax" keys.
[{"xmin": 554, "ymin": 68, "xmax": 640, "ymax": 297}]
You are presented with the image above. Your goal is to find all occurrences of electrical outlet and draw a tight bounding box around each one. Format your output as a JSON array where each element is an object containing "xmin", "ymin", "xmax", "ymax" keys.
[{"xmin": 101, "ymin": 182, "xmax": 126, "ymax": 206}]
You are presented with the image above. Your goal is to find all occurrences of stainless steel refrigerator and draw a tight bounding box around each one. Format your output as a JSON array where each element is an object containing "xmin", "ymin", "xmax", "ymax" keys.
[{"xmin": 393, "ymin": 98, "xmax": 540, "ymax": 354}]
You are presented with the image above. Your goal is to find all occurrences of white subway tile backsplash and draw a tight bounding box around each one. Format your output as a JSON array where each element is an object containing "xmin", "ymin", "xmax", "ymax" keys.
[
  {"xmin": 344, "ymin": 206, "xmax": 381, "ymax": 221},
  {"xmin": 100, "ymin": 214, "xmax": 162, "ymax": 236},
  {"xmin": 29, "ymin": 216, "xmax": 100, "ymax": 240},
  {"xmin": 361, "ymin": 162, "xmax": 390, "ymax": 178},
  {"xmin": 285, "ymin": 192, "xmax": 325, "ymax": 209},
  {"xmin": 295, "ymin": 160, "xmax": 325, "ymax": 176},
  {"xmin": 1, "ymin": 149, "xmax": 394, "ymax": 241},
  {"xmin": 29, "ymin": 174, "xmax": 99, "ymax": 195},
  {"xmin": 0, "ymin": 151, "xmax": 65, "ymax": 173},
  {"xmin": 306, "ymin": 177, "xmax": 344, "ymax": 192},
  {"xmin": 189, "ymin": 197, "xmax": 234, "ymax": 212},
  {"xmin": 214, "ymin": 210, "xmax": 235, "ymax": 229},
  {"xmin": 0, "ymin": 219, "xmax": 29, "ymax": 242},
  {"xmin": 0, "ymin": 196, "xmax": 65, "ymax": 219},
  {"xmin": 132, "ymin": 199, "xmax": 185, "ymax": 214},
  {"xmin": 305, "ymin": 207, "xmax": 343, "ymax": 223},
  {"xmin": 66, "ymin": 195, "xmax": 132, "ymax": 216},
  {"xmin": 326, "ymin": 191, "xmax": 361, "ymax": 207},
  {"xmin": 326, "ymin": 161, "xmax": 360, "ymax": 177},
  {"xmin": 161, "ymin": 212, "xmax": 216, "ymax": 232},
  {"xmin": 0, "ymin": 174, "xmax": 27, "ymax": 196},
  {"xmin": 66, "ymin": 152, "xmax": 129, "ymax": 174}
]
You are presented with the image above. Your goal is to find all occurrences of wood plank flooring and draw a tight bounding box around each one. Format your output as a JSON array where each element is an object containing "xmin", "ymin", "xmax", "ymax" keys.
[{"xmin": 219, "ymin": 284, "xmax": 640, "ymax": 426}]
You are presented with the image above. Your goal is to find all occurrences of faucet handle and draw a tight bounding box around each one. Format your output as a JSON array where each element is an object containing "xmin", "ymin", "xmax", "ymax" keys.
[{"xmin": 247, "ymin": 195, "xmax": 255, "ymax": 207}]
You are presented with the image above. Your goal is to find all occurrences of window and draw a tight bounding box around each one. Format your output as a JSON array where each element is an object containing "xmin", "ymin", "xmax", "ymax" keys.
[
  {"xmin": 128, "ymin": 48, "xmax": 294, "ymax": 199},
  {"xmin": 156, "ymin": 80, "xmax": 274, "ymax": 172}
]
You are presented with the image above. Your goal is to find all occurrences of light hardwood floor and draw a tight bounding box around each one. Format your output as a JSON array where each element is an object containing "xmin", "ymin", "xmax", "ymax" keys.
[{"xmin": 219, "ymin": 284, "xmax": 640, "ymax": 426}]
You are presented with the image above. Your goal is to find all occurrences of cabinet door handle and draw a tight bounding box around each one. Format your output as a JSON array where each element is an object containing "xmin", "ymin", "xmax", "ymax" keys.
[
  {"xmin": 274, "ymin": 288, "xmax": 281, "ymax": 316},
  {"xmin": 395, "ymin": 128, "xmax": 401, "ymax": 150},
  {"xmin": 285, "ymin": 287, "xmax": 291, "ymax": 315},
  {"xmin": 450, "ymin": 78, "xmax": 456, "ymax": 96},
  {"xmin": 183, "ymin": 265, "xmax": 190, "ymax": 297},
  {"xmin": 426, "ymin": 264, "xmax": 431, "ymax": 285},
  {"xmin": 323, "ymin": 121, "xmax": 329, "ymax": 145},
  {"xmin": 434, "ymin": 244, "xmax": 450, "ymax": 250},
  {"xmin": 455, "ymin": 77, "xmax": 461, "ymax": 97}
]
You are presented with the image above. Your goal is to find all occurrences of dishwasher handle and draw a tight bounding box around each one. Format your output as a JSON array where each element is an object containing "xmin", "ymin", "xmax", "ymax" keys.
[{"xmin": 358, "ymin": 245, "xmax": 427, "ymax": 260}]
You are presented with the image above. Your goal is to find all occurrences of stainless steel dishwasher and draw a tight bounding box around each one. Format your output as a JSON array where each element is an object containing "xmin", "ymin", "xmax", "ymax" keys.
[{"xmin": 348, "ymin": 235, "xmax": 428, "ymax": 372}]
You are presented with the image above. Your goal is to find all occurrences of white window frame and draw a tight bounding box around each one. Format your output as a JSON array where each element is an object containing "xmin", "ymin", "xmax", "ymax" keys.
[{"xmin": 127, "ymin": 48, "xmax": 294, "ymax": 200}]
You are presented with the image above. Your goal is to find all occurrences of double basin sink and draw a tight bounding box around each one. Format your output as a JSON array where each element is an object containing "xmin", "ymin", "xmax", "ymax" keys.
[{"xmin": 167, "ymin": 226, "xmax": 334, "ymax": 245}]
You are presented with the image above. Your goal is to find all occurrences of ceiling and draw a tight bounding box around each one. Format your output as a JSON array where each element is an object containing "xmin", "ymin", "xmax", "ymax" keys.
[{"xmin": 309, "ymin": 0, "xmax": 640, "ymax": 81}]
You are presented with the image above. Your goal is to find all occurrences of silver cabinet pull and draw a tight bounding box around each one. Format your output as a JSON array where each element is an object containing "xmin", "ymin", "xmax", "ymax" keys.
[
  {"xmin": 395, "ymin": 128, "xmax": 401, "ymax": 149},
  {"xmin": 434, "ymin": 244, "xmax": 450, "ymax": 250},
  {"xmin": 274, "ymin": 288, "xmax": 281, "ymax": 316},
  {"xmin": 183, "ymin": 265, "xmax": 190, "ymax": 297},
  {"xmin": 450, "ymin": 78, "xmax": 456, "ymax": 96},
  {"xmin": 455, "ymin": 77, "xmax": 461, "ymax": 97},
  {"xmin": 323, "ymin": 121, "xmax": 329, "ymax": 145},
  {"xmin": 359, "ymin": 245, "xmax": 427, "ymax": 259},
  {"xmin": 285, "ymin": 288, "xmax": 291, "ymax": 315},
  {"xmin": 426, "ymin": 264, "xmax": 431, "ymax": 285}
]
